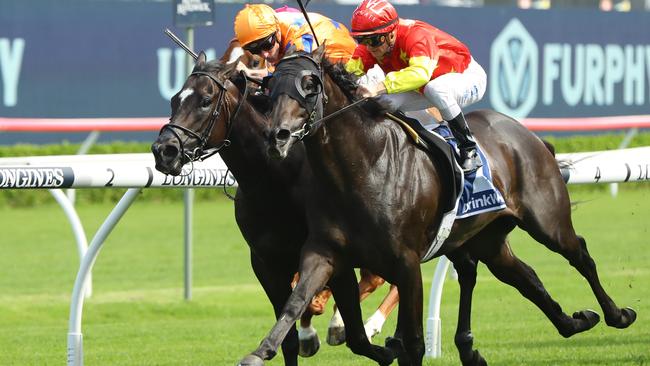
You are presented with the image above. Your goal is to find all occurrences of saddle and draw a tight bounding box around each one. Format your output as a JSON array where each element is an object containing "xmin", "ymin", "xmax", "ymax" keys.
[{"xmin": 386, "ymin": 110, "xmax": 462, "ymax": 213}]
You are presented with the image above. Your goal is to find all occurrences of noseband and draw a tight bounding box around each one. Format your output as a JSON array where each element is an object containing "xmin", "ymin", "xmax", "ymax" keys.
[{"xmin": 160, "ymin": 70, "xmax": 248, "ymax": 162}]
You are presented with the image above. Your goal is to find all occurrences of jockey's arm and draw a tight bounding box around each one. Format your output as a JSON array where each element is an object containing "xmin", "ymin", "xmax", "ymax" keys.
[{"xmin": 383, "ymin": 55, "xmax": 437, "ymax": 94}]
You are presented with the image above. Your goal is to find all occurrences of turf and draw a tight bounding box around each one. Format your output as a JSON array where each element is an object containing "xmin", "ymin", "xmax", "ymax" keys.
[{"xmin": 0, "ymin": 187, "xmax": 647, "ymax": 365}]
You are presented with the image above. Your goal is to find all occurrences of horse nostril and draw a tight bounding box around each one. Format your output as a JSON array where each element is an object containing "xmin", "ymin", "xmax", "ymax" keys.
[
  {"xmin": 276, "ymin": 129, "xmax": 291, "ymax": 143},
  {"xmin": 162, "ymin": 144, "xmax": 179, "ymax": 159}
]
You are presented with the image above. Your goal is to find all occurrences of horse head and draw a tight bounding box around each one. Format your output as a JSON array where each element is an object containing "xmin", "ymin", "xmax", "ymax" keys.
[
  {"xmin": 151, "ymin": 51, "xmax": 242, "ymax": 175},
  {"xmin": 266, "ymin": 46, "xmax": 332, "ymax": 160}
]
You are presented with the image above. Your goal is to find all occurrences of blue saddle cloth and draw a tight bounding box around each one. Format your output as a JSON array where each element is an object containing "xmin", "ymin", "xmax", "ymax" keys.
[{"xmin": 431, "ymin": 124, "xmax": 507, "ymax": 219}]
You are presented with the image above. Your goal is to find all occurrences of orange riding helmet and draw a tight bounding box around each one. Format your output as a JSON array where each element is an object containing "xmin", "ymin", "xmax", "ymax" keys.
[
  {"xmin": 350, "ymin": 0, "xmax": 399, "ymax": 37},
  {"xmin": 234, "ymin": 4, "xmax": 279, "ymax": 47}
]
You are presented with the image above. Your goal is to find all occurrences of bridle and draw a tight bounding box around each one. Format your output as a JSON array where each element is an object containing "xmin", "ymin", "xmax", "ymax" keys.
[
  {"xmin": 160, "ymin": 70, "xmax": 249, "ymax": 162},
  {"xmin": 271, "ymin": 53, "xmax": 327, "ymax": 141},
  {"xmin": 270, "ymin": 53, "xmax": 367, "ymax": 141}
]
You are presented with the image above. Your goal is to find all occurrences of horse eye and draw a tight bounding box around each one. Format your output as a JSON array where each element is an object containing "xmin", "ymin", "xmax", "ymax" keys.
[{"xmin": 201, "ymin": 96, "xmax": 212, "ymax": 108}]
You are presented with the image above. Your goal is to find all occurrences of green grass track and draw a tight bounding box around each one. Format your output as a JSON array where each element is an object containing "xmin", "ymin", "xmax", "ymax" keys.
[{"xmin": 0, "ymin": 188, "xmax": 647, "ymax": 365}]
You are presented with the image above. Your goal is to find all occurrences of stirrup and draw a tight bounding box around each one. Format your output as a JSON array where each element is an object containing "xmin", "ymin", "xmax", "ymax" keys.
[{"xmin": 461, "ymin": 149, "xmax": 482, "ymax": 173}]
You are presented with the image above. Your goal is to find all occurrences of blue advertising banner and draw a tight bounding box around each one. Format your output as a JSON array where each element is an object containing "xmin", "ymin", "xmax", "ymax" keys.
[{"xmin": 1, "ymin": 0, "xmax": 649, "ymax": 119}]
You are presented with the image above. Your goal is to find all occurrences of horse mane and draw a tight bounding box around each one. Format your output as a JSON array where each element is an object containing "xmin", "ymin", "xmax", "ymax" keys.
[{"xmin": 322, "ymin": 60, "xmax": 388, "ymax": 119}]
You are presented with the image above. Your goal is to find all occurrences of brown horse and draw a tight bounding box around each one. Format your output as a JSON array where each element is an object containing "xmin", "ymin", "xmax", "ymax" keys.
[
  {"xmin": 251, "ymin": 47, "xmax": 637, "ymax": 366},
  {"xmin": 150, "ymin": 51, "xmax": 398, "ymax": 365}
]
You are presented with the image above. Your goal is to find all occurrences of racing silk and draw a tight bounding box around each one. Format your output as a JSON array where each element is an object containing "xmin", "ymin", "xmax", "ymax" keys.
[
  {"xmin": 346, "ymin": 19, "xmax": 471, "ymax": 94},
  {"xmin": 276, "ymin": 11, "xmax": 357, "ymax": 63}
]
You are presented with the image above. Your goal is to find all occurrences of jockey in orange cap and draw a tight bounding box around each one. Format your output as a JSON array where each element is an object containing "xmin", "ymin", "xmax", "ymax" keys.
[
  {"xmin": 233, "ymin": 4, "xmax": 356, "ymax": 79},
  {"xmin": 345, "ymin": 0, "xmax": 486, "ymax": 172}
]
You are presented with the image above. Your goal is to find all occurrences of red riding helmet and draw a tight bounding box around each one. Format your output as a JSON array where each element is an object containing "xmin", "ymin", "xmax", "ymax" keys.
[{"xmin": 350, "ymin": 0, "xmax": 399, "ymax": 37}]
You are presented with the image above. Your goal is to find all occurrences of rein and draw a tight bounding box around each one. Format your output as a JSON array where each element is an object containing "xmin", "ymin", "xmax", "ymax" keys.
[{"xmin": 291, "ymin": 97, "xmax": 368, "ymax": 140}]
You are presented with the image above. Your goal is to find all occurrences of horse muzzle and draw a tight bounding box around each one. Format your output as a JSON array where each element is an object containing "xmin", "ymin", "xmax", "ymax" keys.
[
  {"xmin": 267, "ymin": 128, "xmax": 293, "ymax": 160},
  {"xmin": 151, "ymin": 139, "xmax": 184, "ymax": 176}
]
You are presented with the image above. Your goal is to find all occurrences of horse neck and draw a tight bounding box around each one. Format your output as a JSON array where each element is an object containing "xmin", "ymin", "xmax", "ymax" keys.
[
  {"xmin": 220, "ymin": 88, "xmax": 304, "ymax": 194},
  {"xmin": 304, "ymin": 76, "xmax": 386, "ymax": 189}
]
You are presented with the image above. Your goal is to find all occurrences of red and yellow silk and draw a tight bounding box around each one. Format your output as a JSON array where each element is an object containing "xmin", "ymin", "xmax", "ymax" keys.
[{"xmin": 346, "ymin": 19, "xmax": 471, "ymax": 93}]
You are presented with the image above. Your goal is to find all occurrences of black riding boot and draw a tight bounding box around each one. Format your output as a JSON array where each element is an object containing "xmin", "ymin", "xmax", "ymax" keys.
[{"xmin": 448, "ymin": 112, "xmax": 482, "ymax": 173}]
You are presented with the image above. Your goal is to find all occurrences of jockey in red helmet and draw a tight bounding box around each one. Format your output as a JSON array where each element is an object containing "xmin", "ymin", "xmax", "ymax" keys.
[{"xmin": 345, "ymin": 0, "xmax": 486, "ymax": 172}]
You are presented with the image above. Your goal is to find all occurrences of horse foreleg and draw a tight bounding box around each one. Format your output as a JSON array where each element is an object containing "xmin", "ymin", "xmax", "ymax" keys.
[
  {"xmin": 327, "ymin": 268, "xmax": 384, "ymax": 346},
  {"xmin": 447, "ymin": 250, "xmax": 487, "ymax": 366},
  {"xmin": 249, "ymin": 255, "xmax": 299, "ymax": 366},
  {"xmin": 391, "ymin": 255, "xmax": 425, "ymax": 366},
  {"xmin": 292, "ymin": 273, "xmax": 329, "ymax": 357},
  {"xmin": 329, "ymin": 266, "xmax": 396, "ymax": 366},
  {"xmin": 238, "ymin": 250, "xmax": 334, "ymax": 366}
]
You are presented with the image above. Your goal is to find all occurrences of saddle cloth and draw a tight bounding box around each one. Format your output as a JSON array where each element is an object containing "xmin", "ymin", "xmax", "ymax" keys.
[
  {"xmin": 420, "ymin": 123, "xmax": 507, "ymax": 262},
  {"xmin": 431, "ymin": 124, "xmax": 507, "ymax": 218}
]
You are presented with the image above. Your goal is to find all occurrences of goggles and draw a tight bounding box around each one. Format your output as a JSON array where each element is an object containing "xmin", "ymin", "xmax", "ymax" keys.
[
  {"xmin": 244, "ymin": 33, "xmax": 277, "ymax": 54},
  {"xmin": 354, "ymin": 33, "xmax": 388, "ymax": 48}
]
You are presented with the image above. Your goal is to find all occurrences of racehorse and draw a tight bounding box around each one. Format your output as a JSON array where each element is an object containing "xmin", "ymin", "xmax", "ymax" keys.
[
  {"xmin": 150, "ymin": 51, "xmax": 398, "ymax": 365},
  {"xmin": 254, "ymin": 47, "xmax": 637, "ymax": 366}
]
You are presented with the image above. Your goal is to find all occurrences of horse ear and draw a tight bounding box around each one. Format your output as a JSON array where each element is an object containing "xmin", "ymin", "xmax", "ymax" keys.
[
  {"xmin": 312, "ymin": 40, "xmax": 327, "ymax": 62},
  {"xmin": 197, "ymin": 51, "xmax": 207, "ymax": 66},
  {"xmin": 222, "ymin": 59, "xmax": 239, "ymax": 76}
]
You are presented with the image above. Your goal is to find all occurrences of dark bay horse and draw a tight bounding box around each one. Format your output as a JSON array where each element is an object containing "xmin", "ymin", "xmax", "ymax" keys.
[
  {"xmin": 151, "ymin": 52, "xmax": 315, "ymax": 365},
  {"xmin": 150, "ymin": 51, "xmax": 395, "ymax": 365},
  {"xmin": 254, "ymin": 47, "xmax": 636, "ymax": 366}
]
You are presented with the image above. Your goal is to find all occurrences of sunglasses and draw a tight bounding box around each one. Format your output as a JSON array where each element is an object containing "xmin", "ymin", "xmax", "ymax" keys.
[
  {"xmin": 354, "ymin": 33, "xmax": 388, "ymax": 48},
  {"xmin": 244, "ymin": 33, "xmax": 277, "ymax": 54}
]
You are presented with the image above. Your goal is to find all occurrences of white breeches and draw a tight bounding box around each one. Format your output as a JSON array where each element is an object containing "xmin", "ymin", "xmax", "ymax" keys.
[{"xmin": 362, "ymin": 58, "xmax": 487, "ymax": 121}]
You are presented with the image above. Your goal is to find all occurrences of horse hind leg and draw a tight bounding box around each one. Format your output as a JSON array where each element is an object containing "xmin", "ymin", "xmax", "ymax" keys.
[
  {"xmin": 521, "ymin": 205, "xmax": 637, "ymax": 330},
  {"xmin": 473, "ymin": 222, "xmax": 601, "ymax": 339}
]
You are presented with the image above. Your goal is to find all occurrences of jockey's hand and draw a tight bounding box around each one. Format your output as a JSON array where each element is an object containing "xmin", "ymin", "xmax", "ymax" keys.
[
  {"xmin": 235, "ymin": 61, "xmax": 249, "ymax": 73},
  {"xmin": 236, "ymin": 61, "xmax": 267, "ymax": 82},
  {"xmin": 356, "ymin": 81, "xmax": 387, "ymax": 98}
]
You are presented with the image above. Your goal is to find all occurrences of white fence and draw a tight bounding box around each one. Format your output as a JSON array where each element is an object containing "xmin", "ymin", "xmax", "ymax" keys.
[{"xmin": 1, "ymin": 146, "xmax": 649, "ymax": 366}]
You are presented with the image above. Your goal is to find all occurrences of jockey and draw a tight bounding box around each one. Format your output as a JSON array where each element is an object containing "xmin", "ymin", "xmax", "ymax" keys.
[
  {"xmin": 233, "ymin": 4, "xmax": 357, "ymax": 79},
  {"xmin": 345, "ymin": 0, "xmax": 486, "ymax": 172}
]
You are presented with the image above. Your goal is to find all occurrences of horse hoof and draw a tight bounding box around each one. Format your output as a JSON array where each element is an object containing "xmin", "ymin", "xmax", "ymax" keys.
[
  {"xmin": 327, "ymin": 325, "xmax": 345, "ymax": 346},
  {"xmin": 237, "ymin": 354, "xmax": 264, "ymax": 366},
  {"xmin": 385, "ymin": 336, "xmax": 405, "ymax": 356},
  {"xmin": 564, "ymin": 309, "xmax": 600, "ymax": 337},
  {"xmin": 471, "ymin": 350, "xmax": 488, "ymax": 366},
  {"xmin": 607, "ymin": 307, "xmax": 637, "ymax": 329},
  {"xmin": 299, "ymin": 333, "xmax": 321, "ymax": 357},
  {"xmin": 460, "ymin": 349, "xmax": 487, "ymax": 366}
]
